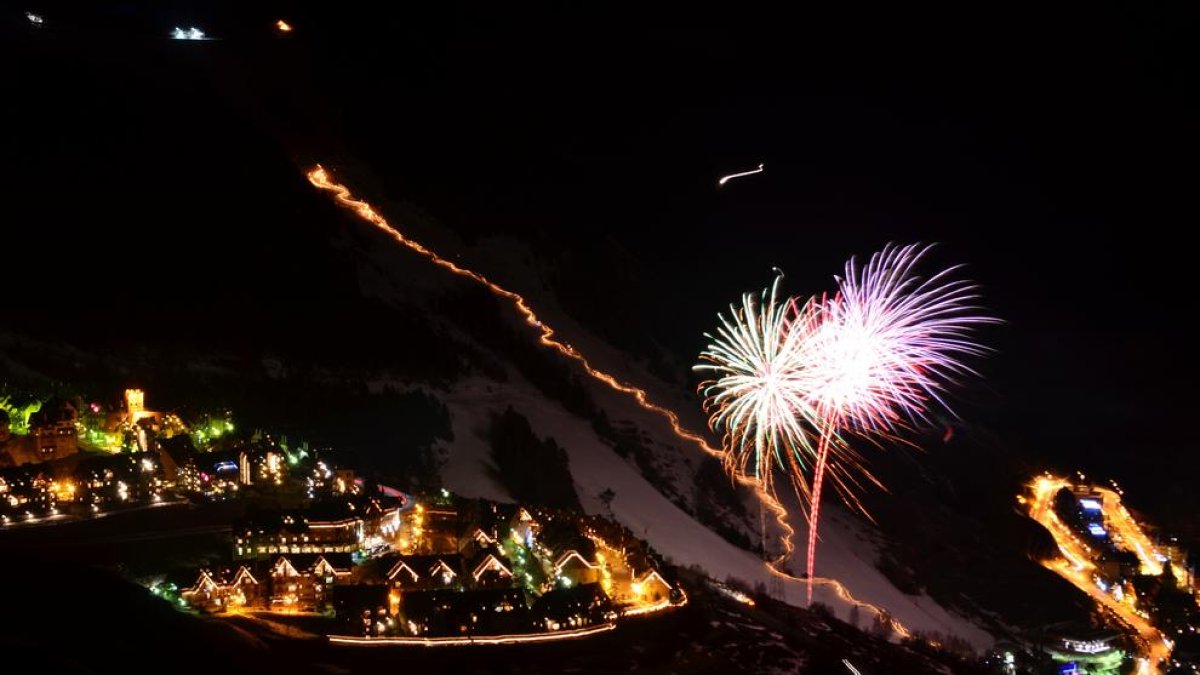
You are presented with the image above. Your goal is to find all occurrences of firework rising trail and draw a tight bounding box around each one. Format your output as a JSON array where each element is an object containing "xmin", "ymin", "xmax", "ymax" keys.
[
  {"xmin": 800, "ymin": 243, "xmax": 997, "ymax": 602},
  {"xmin": 307, "ymin": 164, "xmax": 912, "ymax": 637}
]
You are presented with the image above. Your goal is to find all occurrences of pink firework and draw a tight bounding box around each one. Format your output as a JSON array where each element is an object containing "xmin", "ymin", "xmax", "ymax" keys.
[{"xmin": 799, "ymin": 243, "xmax": 996, "ymax": 602}]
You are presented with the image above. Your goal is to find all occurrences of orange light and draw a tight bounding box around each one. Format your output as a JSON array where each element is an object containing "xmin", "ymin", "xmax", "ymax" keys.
[
  {"xmin": 1024, "ymin": 475, "xmax": 1172, "ymax": 674},
  {"xmin": 276, "ymin": 20, "xmax": 292, "ymax": 32}
]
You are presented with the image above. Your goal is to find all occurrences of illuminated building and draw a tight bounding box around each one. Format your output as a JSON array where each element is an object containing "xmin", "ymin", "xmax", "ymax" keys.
[
  {"xmin": 180, "ymin": 566, "xmax": 262, "ymax": 613},
  {"xmin": 1045, "ymin": 631, "xmax": 1127, "ymax": 675},
  {"xmin": 532, "ymin": 583, "xmax": 614, "ymax": 631},
  {"xmin": 29, "ymin": 398, "xmax": 78, "ymax": 460},
  {"xmin": 0, "ymin": 467, "xmax": 55, "ymax": 519},
  {"xmin": 469, "ymin": 550, "xmax": 514, "ymax": 588},
  {"xmin": 76, "ymin": 452, "xmax": 164, "ymax": 505},
  {"xmin": 385, "ymin": 554, "xmax": 464, "ymax": 590},
  {"xmin": 268, "ymin": 553, "xmax": 353, "ymax": 610},
  {"xmin": 332, "ymin": 585, "xmax": 392, "ymax": 637},
  {"xmin": 398, "ymin": 587, "xmax": 531, "ymax": 637},
  {"xmin": 234, "ymin": 498, "xmax": 399, "ymax": 559},
  {"xmin": 629, "ymin": 568, "xmax": 674, "ymax": 605},
  {"xmin": 511, "ymin": 507, "xmax": 540, "ymax": 546},
  {"xmin": 553, "ymin": 550, "xmax": 602, "ymax": 586},
  {"xmin": 125, "ymin": 389, "xmax": 147, "ymax": 423}
]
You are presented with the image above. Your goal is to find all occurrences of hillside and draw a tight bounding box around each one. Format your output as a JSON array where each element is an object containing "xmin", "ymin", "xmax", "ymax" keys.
[{"xmin": 2, "ymin": 11, "xmax": 1099, "ymax": 662}]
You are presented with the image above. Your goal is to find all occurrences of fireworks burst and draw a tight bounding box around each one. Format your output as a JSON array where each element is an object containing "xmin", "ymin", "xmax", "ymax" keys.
[
  {"xmin": 697, "ymin": 244, "xmax": 995, "ymax": 603},
  {"xmin": 694, "ymin": 276, "xmax": 822, "ymax": 500}
]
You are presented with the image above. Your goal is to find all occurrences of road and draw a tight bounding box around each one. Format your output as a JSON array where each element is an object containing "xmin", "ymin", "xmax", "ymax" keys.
[
  {"xmin": 0, "ymin": 498, "xmax": 190, "ymax": 531},
  {"xmin": 1025, "ymin": 475, "xmax": 1172, "ymax": 675}
]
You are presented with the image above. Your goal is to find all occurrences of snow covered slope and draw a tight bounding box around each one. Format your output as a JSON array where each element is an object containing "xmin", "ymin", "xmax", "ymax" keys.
[{"xmin": 438, "ymin": 374, "xmax": 992, "ymax": 650}]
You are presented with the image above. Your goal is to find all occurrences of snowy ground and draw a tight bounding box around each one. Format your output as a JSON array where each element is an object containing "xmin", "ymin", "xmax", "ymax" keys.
[{"xmin": 438, "ymin": 375, "xmax": 993, "ymax": 650}]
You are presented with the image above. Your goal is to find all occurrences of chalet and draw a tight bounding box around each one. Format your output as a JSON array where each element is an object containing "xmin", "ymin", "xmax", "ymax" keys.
[
  {"xmin": 510, "ymin": 506, "xmax": 540, "ymax": 545},
  {"xmin": 268, "ymin": 553, "xmax": 354, "ymax": 610},
  {"xmin": 631, "ymin": 568, "xmax": 673, "ymax": 604},
  {"xmin": 359, "ymin": 496, "xmax": 402, "ymax": 544},
  {"xmin": 397, "ymin": 589, "xmax": 459, "ymax": 635},
  {"xmin": 385, "ymin": 554, "xmax": 463, "ymax": 590},
  {"xmin": 179, "ymin": 565, "xmax": 262, "ymax": 612},
  {"xmin": 400, "ymin": 587, "xmax": 529, "ymax": 637},
  {"xmin": 29, "ymin": 398, "xmax": 78, "ymax": 460},
  {"xmin": 553, "ymin": 549, "xmax": 601, "ymax": 586},
  {"xmin": 332, "ymin": 585, "xmax": 392, "ymax": 637},
  {"xmin": 227, "ymin": 565, "xmax": 264, "ymax": 608},
  {"xmin": 459, "ymin": 588, "xmax": 530, "ymax": 635},
  {"xmin": 417, "ymin": 505, "xmax": 462, "ymax": 554},
  {"xmin": 458, "ymin": 525, "xmax": 499, "ymax": 557},
  {"xmin": 469, "ymin": 548, "xmax": 514, "ymax": 588}
]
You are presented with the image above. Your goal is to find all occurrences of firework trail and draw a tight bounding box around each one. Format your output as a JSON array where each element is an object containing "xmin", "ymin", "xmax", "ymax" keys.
[
  {"xmin": 718, "ymin": 163, "xmax": 765, "ymax": 186},
  {"xmin": 308, "ymin": 164, "xmax": 913, "ymax": 636}
]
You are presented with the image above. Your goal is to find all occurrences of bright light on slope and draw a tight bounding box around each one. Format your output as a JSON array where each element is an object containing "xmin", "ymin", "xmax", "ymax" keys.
[{"xmin": 172, "ymin": 27, "xmax": 207, "ymax": 40}]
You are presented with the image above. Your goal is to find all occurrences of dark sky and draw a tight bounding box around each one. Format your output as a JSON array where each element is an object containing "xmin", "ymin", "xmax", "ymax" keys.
[{"xmin": 4, "ymin": 4, "xmax": 1196, "ymax": 511}]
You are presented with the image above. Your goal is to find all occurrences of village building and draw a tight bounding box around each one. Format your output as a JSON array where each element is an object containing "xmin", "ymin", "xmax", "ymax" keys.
[
  {"xmin": 234, "ymin": 497, "xmax": 400, "ymax": 559},
  {"xmin": 532, "ymin": 582, "xmax": 613, "ymax": 630},
  {"xmin": 29, "ymin": 398, "xmax": 78, "ymax": 461},
  {"xmin": 384, "ymin": 553, "xmax": 464, "ymax": 590},
  {"xmin": 267, "ymin": 552, "xmax": 353, "ymax": 610},
  {"xmin": 179, "ymin": 565, "xmax": 262, "ymax": 613}
]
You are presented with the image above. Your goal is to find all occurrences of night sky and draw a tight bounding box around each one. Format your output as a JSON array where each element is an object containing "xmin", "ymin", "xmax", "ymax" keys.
[{"xmin": 4, "ymin": 5, "xmax": 1196, "ymax": 516}]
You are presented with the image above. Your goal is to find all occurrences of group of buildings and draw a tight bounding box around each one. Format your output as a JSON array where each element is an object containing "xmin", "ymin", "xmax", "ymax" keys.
[
  {"xmin": 3, "ymin": 386, "xmax": 684, "ymax": 643},
  {"xmin": 168, "ymin": 495, "xmax": 681, "ymax": 640},
  {"xmin": 1, "ymin": 388, "xmax": 358, "ymax": 524}
]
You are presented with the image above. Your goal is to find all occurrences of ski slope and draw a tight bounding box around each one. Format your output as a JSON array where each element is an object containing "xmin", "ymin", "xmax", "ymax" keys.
[{"xmin": 439, "ymin": 375, "xmax": 993, "ymax": 650}]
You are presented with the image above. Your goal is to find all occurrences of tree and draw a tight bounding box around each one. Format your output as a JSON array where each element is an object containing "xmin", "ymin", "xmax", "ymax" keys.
[{"xmin": 598, "ymin": 488, "xmax": 616, "ymax": 514}]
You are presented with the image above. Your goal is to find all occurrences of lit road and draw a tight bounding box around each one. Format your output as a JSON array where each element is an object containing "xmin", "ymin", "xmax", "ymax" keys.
[
  {"xmin": 0, "ymin": 498, "xmax": 189, "ymax": 531},
  {"xmin": 1024, "ymin": 476, "xmax": 1171, "ymax": 675},
  {"xmin": 1091, "ymin": 485, "xmax": 1163, "ymax": 576}
]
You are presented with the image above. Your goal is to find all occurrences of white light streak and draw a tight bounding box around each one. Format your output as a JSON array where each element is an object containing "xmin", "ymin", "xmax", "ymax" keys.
[{"xmin": 718, "ymin": 163, "xmax": 764, "ymax": 186}]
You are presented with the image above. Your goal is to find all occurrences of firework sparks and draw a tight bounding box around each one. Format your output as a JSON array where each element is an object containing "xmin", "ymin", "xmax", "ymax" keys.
[
  {"xmin": 697, "ymin": 244, "xmax": 994, "ymax": 603},
  {"xmin": 800, "ymin": 243, "xmax": 995, "ymax": 600},
  {"xmin": 694, "ymin": 276, "xmax": 822, "ymax": 499}
]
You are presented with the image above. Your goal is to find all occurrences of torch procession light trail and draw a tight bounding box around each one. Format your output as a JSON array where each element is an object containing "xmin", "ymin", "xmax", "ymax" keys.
[{"xmin": 306, "ymin": 164, "xmax": 911, "ymax": 639}]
